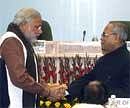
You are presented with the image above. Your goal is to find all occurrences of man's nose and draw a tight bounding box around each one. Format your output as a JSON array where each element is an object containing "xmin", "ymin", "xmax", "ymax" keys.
[
  {"xmin": 100, "ymin": 36, "xmax": 104, "ymax": 41},
  {"xmin": 38, "ymin": 26, "xmax": 42, "ymax": 34},
  {"xmin": 39, "ymin": 28, "xmax": 42, "ymax": 34}
]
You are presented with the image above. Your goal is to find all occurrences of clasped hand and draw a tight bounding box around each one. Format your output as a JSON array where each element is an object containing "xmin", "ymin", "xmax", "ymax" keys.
[{"xmin": 47, "ymin": 83, "xmax": 67, "ymax": 101}]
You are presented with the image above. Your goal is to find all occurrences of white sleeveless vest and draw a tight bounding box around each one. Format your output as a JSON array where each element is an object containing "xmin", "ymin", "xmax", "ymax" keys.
[{"xmin": 0, "ymin": 32, "xmax": 38, "ymax": 108}]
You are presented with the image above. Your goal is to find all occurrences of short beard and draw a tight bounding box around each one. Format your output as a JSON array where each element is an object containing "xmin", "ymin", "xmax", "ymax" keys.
[
  {"xmin": 23, "ymin": 32, "xmax": 37, "ymax": 42},
  {"xmin": 30, "ymin": 37, "xmax": 37, "ymax": 42}
]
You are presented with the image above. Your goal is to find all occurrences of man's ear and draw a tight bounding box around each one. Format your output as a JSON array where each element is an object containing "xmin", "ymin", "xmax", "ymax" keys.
[
  {"xmin": 114, "ymin": 34, "xmax": 121, "ymax": 43},
  {"xmin": 19, "ymin": 22, "xmax": 28, "ymax": 31}
]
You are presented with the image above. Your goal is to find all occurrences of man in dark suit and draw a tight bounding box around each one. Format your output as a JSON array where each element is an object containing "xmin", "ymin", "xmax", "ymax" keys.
[{"xmin": 68, "ymin": 22, "xmax": 130, "ymax": 101}]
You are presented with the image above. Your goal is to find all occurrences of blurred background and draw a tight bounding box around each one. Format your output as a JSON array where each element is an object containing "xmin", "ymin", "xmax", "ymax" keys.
[{"xmin": 0, "ymin": 0, "xmax": 130, "ymax": 41}]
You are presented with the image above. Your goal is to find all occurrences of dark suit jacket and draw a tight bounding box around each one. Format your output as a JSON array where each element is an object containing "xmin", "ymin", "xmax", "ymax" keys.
[{"xmin": 68, "ymin": 44, "xmax": 130, "ymax": 100}]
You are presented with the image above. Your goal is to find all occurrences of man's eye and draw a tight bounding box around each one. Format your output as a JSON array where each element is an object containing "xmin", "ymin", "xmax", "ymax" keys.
[{"xmin": 34, "ymin": 26, "xmax": 41, "ymax": 30}]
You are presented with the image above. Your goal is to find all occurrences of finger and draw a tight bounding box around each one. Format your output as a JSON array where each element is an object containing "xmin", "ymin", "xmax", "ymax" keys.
[
  {"xmin": 48, "ymin": 97, "xmax": 56, "ymax": 101},
  {"xmin": 56, "ymin": 94, "xmax": 64, "ymax": 100},
  {"xmin": 48, "ymin": 83, "xmax": 60, "ymax": 87},
  {"xmin": 61, "ymin": 84, "xmax": 68, "ymax": 89}
]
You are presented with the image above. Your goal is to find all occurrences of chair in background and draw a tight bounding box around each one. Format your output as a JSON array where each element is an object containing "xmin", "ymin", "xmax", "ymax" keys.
[{"xmin": 37, "ymin": 20, "xmax": 53, "ymax": 41}]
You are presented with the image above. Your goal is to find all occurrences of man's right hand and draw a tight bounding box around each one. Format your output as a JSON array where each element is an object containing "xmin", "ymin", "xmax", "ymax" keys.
[{"xmin": 48, "ymin": 83, "xmax": 67, "ymax": 101}]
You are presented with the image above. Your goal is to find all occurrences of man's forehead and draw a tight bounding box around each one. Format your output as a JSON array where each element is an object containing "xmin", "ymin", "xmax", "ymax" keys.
[{"xmin": 30, "ymin": 17, "xmax": 42, "ymax": 24}]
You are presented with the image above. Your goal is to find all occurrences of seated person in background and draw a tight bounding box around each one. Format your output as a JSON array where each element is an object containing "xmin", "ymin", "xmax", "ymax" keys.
[
  {"xmin": 71, "ymin": 81, "xmax": 108, "ymax": 108},
  {"xmin": 68, "ymin": 22, "xmax": 130, "ymax": 102},
  {"xmin": 82, "ymin": 81, "xmax": 108, "ymax": 105},
  {"xmin": 37, "ymin": 20, "xmax": 53, "ymax": 40}
]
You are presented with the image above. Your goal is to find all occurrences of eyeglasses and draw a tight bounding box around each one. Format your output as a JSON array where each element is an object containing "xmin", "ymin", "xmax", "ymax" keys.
[
  {"xmin": 28, "ymin": 22, "xmax": 42, "ymax": 31},
  {"xmin": 34, "ymin": 25, "xmax": 42, "ymax": 30},
  {"xmin": 101, "ymin": 32, "xmax": 116, "ymax": 37}
]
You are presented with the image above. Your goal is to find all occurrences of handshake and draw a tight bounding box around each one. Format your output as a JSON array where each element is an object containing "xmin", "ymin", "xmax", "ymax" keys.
[
  {"xmin": 40, "ymin": 82, "xmax": 68, "ymax": 101},
  {"xmin": 47, "ymin": 83, "xmax": 68, "ymax": 101}
]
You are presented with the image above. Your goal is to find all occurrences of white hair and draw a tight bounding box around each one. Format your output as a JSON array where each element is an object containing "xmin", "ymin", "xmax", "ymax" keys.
[
  {"xmin": 13, "ymin": 8, "xmax": 41, "ymax": 25},
  {"xmin": 110, "ymin": 22, "xmax": 128, "ymax": 42}
]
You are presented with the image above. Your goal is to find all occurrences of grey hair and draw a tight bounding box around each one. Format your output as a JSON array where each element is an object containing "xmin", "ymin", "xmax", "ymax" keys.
[
  {"xmin": 109, "ymin": 22, "xmax": 128, "ymax": 42},
  {"xmin": 13, "ymin": 8, "xmax": 41, "ymax": 25}
]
